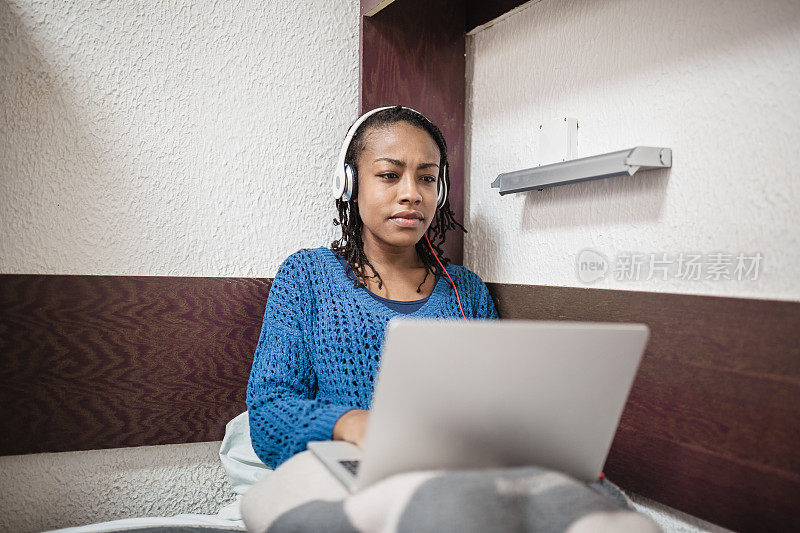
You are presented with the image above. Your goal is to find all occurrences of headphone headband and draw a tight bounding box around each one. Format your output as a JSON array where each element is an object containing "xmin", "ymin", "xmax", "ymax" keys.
[{"xmin": 332, "ymin": 106, "xmax": 448, "ymax": 208}]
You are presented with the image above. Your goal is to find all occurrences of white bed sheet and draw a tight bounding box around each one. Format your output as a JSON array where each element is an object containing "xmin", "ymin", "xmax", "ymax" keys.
[{"xmin": 46, "ymin": 512, "xmax": 245, "ymax": 532}]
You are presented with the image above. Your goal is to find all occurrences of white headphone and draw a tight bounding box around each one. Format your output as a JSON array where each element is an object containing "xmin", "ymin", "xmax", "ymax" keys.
[{"xmin": 332, "ymin": 106, "xmax": 449, "ymax": 209}]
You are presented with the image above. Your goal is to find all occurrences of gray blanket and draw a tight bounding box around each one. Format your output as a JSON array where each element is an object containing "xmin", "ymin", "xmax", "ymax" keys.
[{"xmin": 243, "ymin": 452, "xmax": 660, "ymax": 532}]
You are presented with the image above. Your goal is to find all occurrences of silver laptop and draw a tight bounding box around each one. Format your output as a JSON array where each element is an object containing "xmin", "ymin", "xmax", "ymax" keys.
[{"xmin": 308, "ymin": 319, "xmax": 649, "ymax": 492}]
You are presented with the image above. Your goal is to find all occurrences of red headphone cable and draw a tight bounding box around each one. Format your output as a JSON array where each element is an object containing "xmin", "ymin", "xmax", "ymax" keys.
[{"xmin": 424, "ymin": 233, "xmax": 468, "ymax": 322}]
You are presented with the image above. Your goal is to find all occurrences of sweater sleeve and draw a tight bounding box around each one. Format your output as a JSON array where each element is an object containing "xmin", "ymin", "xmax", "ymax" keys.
[{"xmin": 246, "ymin": 250, "xmax": 354, "ymax": 468}]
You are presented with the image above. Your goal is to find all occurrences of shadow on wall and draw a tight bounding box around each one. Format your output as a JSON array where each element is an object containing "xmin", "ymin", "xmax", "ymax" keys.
[
  {"xmin": 520, "ymin": 167, "xmax": 670, "ymax": 231},
  {"xmin": 464, "ymin": 210, "xmax": 502, "ymax": 282},
  {"xmin": 0, "ymin": 2, "xmax": 106, "ymax": 273},
  {"xmin": 464, "ymin": 166, "xmax": 670, "ymax": 281}
]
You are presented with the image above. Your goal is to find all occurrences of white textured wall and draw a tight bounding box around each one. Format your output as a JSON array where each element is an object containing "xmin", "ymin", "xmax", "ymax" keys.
[
  {"xmin": 465, "ymin": 0, "xmax": 800, "ymax": 301},
  {"xmin": 1, "ymin": 0, "xmax": 359, "ymax": 276},
  {"xmin": 0, "ymin": 441, "xmax": 232, "ymax": 532},
  {"xmin": 1, "ymin": 0, "xmax": 358, "ymax": 530}
]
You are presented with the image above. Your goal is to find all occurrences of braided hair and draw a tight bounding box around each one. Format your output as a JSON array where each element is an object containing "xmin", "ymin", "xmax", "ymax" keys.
[{"xmin": 330, "ymin": 106, "xmax": 466, "ymax": 293}]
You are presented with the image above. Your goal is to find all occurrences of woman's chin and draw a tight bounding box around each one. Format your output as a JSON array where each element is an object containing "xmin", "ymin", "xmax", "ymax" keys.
[
  {"xmin": 362, "ymin": 221, "xmax": 429, "ymax": 249},
  {"xmin": 381, "ymin": 228, "xmax": 424, "ymax": 248},
  {"xmin": 392, "ymin": 235, "xmax": 423, "ymax": 248}
]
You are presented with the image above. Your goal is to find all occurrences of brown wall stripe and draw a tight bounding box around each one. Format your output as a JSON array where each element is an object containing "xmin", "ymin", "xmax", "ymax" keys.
[{"xmin": 0, "ymin": 274, "xmax": 270, "ymax": 456}]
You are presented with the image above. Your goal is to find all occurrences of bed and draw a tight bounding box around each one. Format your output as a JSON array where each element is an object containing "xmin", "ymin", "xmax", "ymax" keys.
[{"xmin": 42, "ymin": 412, "xmax": 727, "ymax": 533}]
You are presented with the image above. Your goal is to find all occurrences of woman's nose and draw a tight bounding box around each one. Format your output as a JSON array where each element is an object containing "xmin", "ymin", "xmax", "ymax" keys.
[{"xmin": 397, "ymin": 172, "xmax": 423, "ymax": 203}]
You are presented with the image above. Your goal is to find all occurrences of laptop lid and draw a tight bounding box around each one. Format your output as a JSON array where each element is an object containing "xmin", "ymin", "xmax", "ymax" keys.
[{"xmin": 355, "ymin": 319, "xmax": 649, "ymax": 490}]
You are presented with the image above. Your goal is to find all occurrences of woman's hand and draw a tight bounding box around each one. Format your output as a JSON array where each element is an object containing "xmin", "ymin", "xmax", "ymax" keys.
[{"xmin": 332, "ymin": 409, "xmax": 370, "ymax": 448}]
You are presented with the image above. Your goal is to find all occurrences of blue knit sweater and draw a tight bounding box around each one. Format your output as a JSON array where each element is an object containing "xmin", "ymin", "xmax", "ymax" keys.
[{"xmin": 246, "ymin": 246, "xmax": 499, "ymax": 468}]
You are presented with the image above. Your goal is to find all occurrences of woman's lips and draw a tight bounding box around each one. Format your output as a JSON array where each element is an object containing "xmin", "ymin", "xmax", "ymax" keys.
[{"xmin": 390, "ymin": 217, "xmax": 423, "ymax": 228}]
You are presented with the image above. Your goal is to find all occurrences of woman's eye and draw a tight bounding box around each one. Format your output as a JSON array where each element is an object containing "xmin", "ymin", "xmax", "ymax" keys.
[{"xmin": 377, "ymin": 173, "xmax": 436, "ymax": 183}]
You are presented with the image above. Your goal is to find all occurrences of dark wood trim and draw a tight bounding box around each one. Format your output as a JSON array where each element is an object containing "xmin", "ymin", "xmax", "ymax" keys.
[
  {"xmin": 0, "ymin": 274, "xmax": 270, "ymax": 455},
  {"xmin": 360, "ymin": 0, "xmax": 466, "ymax": 265},
  {"xmin": 486, "ymin": 282, "xmax": 800, "ymax": 533}
]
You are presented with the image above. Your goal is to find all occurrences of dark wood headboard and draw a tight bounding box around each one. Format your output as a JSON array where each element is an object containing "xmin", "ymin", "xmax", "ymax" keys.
[
  {"xmin": 1, "ymin": 274, "xmax": 797, "ymax": 532},
  {"xmin": 0, "ymin": 275, "xmax": 269, "ymax": 454}
]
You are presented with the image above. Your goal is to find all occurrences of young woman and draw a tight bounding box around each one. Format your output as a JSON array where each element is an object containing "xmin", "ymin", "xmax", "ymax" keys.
[
  {"xmin": 245, "ymin": 105, "xmax": 498, "ymax": 470},
  {"xmin": 241, "ymin": 107, "xmax": 658, "ymax": 533}
]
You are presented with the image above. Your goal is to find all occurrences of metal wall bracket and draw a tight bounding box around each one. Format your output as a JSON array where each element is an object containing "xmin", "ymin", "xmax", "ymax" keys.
[{"xmin": 490, "ymin": 146, "xmax": 672, "ymax": 196}]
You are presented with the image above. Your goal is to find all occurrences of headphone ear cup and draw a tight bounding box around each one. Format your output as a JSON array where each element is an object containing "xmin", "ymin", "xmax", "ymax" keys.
[
  {"xmin": 342, "ymin": 164, "xmax": 357, "ymax": 201},
  {"xmin": 436, "ymin": 164, "xmax": 449, "ymax": 209}
]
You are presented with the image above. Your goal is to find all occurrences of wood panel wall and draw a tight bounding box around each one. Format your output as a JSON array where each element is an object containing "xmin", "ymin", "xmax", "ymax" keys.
[{"xmin": 0, "ymin": 275, "xmax": 269, "ymax": 455}]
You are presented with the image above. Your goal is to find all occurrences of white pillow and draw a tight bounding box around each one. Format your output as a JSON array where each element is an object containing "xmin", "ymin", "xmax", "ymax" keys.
[{"xmin": 219, "ymin": 411, "xmax": 273, "ymax": 495}]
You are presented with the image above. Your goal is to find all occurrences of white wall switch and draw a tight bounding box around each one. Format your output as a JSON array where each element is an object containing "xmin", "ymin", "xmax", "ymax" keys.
[{"xmin": 538, "ymin": 117, "xmax": 578, "ymax": 166}]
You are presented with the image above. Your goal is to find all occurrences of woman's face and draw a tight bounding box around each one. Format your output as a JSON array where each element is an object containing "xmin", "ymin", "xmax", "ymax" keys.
[{"xmin": 355, "ymin": 121, "xmax": 441, "ymax": 251}]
